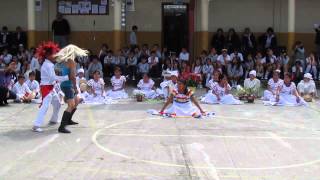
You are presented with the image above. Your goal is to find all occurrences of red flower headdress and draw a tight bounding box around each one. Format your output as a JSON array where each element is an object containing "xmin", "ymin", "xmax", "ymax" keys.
[{"xmin": 36, "ymin": 41, "xmax": 60, "ymax": 60}]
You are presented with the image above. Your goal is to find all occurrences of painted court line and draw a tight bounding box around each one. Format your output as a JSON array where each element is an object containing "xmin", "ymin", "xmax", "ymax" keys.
[
  {"xmin": 268, "ymin": 132, "xmax": 294, "ymax": 150},
  {"xmin": 0, "ymin": 134, "xmax": 59, "ymax": 177},
  {"xmin": 92, "ymin": 118, "xmax": 320, "ymax": 171},
  {"xmin": 98, "ymin": 133, "xmax": 320, "ymax": 140}
]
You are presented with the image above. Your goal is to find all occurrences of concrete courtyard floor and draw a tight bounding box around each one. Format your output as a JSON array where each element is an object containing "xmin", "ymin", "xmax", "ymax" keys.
[{"xmin": 1, "ymin": 89, "xmax": 320, "ymax": 180}]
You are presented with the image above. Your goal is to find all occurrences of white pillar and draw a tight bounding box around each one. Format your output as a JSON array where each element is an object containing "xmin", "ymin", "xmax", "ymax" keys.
[
  {"xmin": 288, "ymin": 0, "xmax": 295, "ymax": 33},
  {"xmin": 288, "ymin": 0, "xmax": 295, "ymax": 53},
  {"xmin": 114, "ymin": 0, "xmax": 122, "ymax": 31},
  {"xmin": 113, "ymin": 0, "xmax": 122, "ymax": 51},
  {"xmin": 200, "ymin": 0, "xmax": 209, "ymax": 32},
  {"xmin": 27, "ymin": 0, "xmax": 36, "ymax": 48},
  {"xmin": 198, "ymin": 0, "xmax": 209, "ymax": 53}
]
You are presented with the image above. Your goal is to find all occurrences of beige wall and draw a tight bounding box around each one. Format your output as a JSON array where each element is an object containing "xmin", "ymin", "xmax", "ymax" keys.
[
  {"xmin": 1, "ymin": 0, "xmax": 320, "ymax": 54},
  {"xmin": 0, "ymin": 0, "xmax": 27, "ymax": 30},
  {"xmin": 207, "ymin": 0, "xmax": 288, "ymax": 33}
]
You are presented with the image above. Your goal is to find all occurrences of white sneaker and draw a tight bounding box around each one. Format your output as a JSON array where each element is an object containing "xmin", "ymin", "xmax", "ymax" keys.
[{"xmin": 32, "ymin": 126, "xmax": 43, "ymax": 133}]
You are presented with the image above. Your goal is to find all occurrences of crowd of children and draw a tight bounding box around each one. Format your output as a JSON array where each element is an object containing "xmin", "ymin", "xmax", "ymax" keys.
[{"xmin": 0, "ymin": 26, "xmax": 319, "ymax": 119}]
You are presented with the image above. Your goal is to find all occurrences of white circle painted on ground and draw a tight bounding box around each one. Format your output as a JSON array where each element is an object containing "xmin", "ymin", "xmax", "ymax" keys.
[{"xmin": 92, "ymin": 116, "xmax": 320, "ymax": 171}]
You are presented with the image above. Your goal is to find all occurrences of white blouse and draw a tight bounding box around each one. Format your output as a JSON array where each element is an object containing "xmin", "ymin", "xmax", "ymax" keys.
[
  {"xmin": 88, "ymin": 78, "xmax": 105, "ymax": 94},
  {"xmin": 280, "ymin": 82, "xmax": 296, "ymax": 95},
  {"xmin": 111, "ymin": 76, "xmax": 126, "ymax": 90},
  {"xmin": 268, "ymin": 78, "xmax": 284, "ymax": 92},
  {"xmin": 212, "ymin": 82, "xmax": 231, "ymax": 97},
  {"xmin": 137, "ymin": 79, "xmax": 155, "ymax": 91}
]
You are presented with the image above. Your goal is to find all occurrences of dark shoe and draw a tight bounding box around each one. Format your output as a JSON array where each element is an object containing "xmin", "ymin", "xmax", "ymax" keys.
[
  {"xmin": 68, "ymin": 108, "xmax": 79, "ymax": 125},
  {"xmin": 58, "ymin": 111, "xmax": 71, "ymax": 134}
]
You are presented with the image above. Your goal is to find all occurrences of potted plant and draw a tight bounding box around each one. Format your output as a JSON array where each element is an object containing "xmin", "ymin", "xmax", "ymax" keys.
[
  {"xmin": 236, "ymin": 85, "xmax": 247, "ymax": 100},
  {"xmin": 134, "ymin": 92, "xmax": 144, "ymax": 102},
  {"xmin": 245, "ymin": 87, "xmax": 258, "ymax": 103}
]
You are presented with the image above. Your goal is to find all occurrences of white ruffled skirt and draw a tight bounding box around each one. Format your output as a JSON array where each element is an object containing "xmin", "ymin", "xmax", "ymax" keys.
[
  {"xmin": 201, "ymin": 93, "xmax": 242, "ymax": 105},
  {"xmin": 133, "ymin": 89, "xmax": 158, "ymax": 99},
  {"xmin": 164, "ymin": 101, "xmax": 200, "ymax": 117},
  {"xmin": 106, "ymin": 89, "xmax": 128, "ymax": 99},
  {"xmin": 263, "ymin": 94, "xmax": 308, "ymax": 106}
]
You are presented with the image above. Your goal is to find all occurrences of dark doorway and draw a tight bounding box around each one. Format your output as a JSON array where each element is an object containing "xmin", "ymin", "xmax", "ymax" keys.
[{"xmin": 162, "ymin": 4, "xmax": 189, "ymax": 54}]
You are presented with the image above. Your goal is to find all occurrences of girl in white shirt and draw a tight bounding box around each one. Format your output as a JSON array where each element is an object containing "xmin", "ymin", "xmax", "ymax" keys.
[
  {"xmin": 106, "ymin": 67, "xmax": 128, "ymax": 99},
  {"xmin": 201, "ymin": 74, "xmax": 242, "ymax": 105},
  {"xmin": 262, "ymin": 70, "xmax": 283, "ymax": 101},
  {"xmin": 25, "ymin": 71, "xmax": 40, "ymax": 99},
  {"xmin": 133, "ymin": 73, "xmax": 158, "ymax": 99},
  {"xmin": 264, "ymin": 73, "xmax": 307, "ymax": 106},
  {"xmin": 85, "ymin": 71, "xmax": 107, "ymax": 104}
]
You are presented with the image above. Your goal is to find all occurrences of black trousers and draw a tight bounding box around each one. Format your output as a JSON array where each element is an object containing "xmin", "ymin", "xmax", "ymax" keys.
[{"xmin": 0, "ymin": 86, "xmax": 17, "ymax": 105}]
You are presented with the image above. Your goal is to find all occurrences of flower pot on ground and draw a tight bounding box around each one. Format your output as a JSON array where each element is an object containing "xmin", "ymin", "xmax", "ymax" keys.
[
  {"xmin": 136, "ymin": 94, "xmax": 144, "ymax": 102},
  {"xmin": 247, "ymin": 95, "xmax": 255, "ymax": 103}
]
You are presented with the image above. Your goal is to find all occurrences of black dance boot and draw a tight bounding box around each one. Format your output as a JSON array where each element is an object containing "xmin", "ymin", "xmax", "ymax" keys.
[
  {"xmin": 68, "ymin": 108, "xmax": 79, "ymax": 125},
  {"xmin": 58, "ymin": 111, "xmax": 71, "ymax": 133}
]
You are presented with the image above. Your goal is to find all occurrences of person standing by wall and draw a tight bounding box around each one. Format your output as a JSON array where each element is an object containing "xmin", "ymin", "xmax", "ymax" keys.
[
  {"xmin": 129, "ymin": 25, "xmax": 138, "ymax": 50},
  {"xmin": 314, "ymin": 24, "xmax": 320, "ymax": 57},
  {"xmin": 52, "ymin": 14, "xmax": 70, "ymax": 48}
]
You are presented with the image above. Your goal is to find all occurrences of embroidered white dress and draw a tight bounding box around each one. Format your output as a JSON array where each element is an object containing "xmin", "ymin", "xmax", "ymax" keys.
[
  {"xmin": 133, "ymin": 79, "xmax": 158, "ymax": 99},
  {"xmin": 106, "ymin": 76, "xmax": 128, "ymax": 99},
  {"xmin": 164, "ymin": 90, "xmax": 200, "ymax": 117},
  {"xmin": 264, "ymin": 82, "xmax": 307, "ymax": 106},
  {"xmin": 85, "ymin": 78, "xmax": 112, "ymax": 104},
  {"xmin": 156, "ymin": 80, "xmax": 178, "ymax": 100},
  {"xmin": 262, "ymin": 78, "xmax": 284, "ymax": 101},
  {"xmin": 201, "ymin": 82, "xmax": 242, "ymax": 105}
]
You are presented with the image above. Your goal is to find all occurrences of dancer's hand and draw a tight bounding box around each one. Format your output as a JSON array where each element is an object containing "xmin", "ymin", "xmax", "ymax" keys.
[
  {"xmin": 200, "ymin": 110, "xmax": 206, "ymax": 115},
  {"xmin": 296, "ymin": 96, "xmax": 300, "ymax": 103},
  {"xmin": 159, "ymin": 111, "xmax": 164, "ymax": 115}
]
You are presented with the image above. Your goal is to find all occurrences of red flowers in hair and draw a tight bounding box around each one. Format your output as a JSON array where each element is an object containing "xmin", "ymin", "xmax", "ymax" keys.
[{"xmin": 36, "ymin": 41, "xmax": 60, "ymax": 60}]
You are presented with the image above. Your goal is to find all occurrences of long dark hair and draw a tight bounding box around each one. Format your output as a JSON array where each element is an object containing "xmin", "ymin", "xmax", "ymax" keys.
[{"xmin": 178, "ymin": 79, "xmax": 188, "ymax": 95}]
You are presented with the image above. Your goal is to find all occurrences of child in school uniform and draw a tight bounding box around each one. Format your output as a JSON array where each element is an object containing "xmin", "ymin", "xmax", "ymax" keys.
[
  {"xmin": 202, "ymin": 58, "xmax": 214, "ymax": 87},
  {"xmin": 137, "ymin": 56, "xmax": 150, "ymax": 80},
  {"xmin": 262, "ymin": 70, "xmax": 283, "ymax": 101},
  {"xmin": 133, "ymin": 73, "xmax": 158, "ymax": 99},
  {"xmin": 76, "ymin": 68, "xmax": 89, "ymax": 101},
  {"xmin": 12, "ymin": 75, "xmax": 35, "ymax": 103},
  {"xmin": 191, "ymin": 58, "xmax": 203, "ymax": 86},
  {"xmin": 201, "ymin": 74, "xmax": 242, "ymax": 105},
  {"xmin": 264, "ymin": 72, "xmax": 307, "ymax": 106},
  {"xmin": 25, "ymin": 71, "xmax": 40, "ymax": 99},
  {"xmin": 106, "ymin": 67, "xmax": 128, "ymax": 99}
]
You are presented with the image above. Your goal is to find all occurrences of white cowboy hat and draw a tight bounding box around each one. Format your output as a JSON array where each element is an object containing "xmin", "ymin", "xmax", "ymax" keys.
[{"xmin": 77, "ymin": 68, "xmax": 85, "ymax": 74}]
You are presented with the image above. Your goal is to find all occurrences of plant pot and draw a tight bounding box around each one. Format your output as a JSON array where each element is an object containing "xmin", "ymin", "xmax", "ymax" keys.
[
  {"xmin": 239, "ymin": 96, "xmax": 246, "ymax": 101},
  {"xmin": 247, "ymin": 95, "xmax": 255, "ymax": 103},
  {"xmin": 136, "ymin": 95, "xmax": 144, "ymax": 102}
]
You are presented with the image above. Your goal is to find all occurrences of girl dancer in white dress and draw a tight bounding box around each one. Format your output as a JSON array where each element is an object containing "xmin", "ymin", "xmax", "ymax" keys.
[
  {"xmin": 133, "ymin": 73, "xmax": 158, "ymax": 99},
  {"xmin": 86, "ymin": 71, "xmax": 110, "ymax": 104},
  {"xmin": 262, "ymin": 70, "xmax": 283, "ymax": 101},
  {"xmin": 159, "ymin": 79, "xmax": 206, "ymax": 118},
  {"xmin": 106, "ymin": 67, "xmax": 128, "ymax": 99},
  {"xmin": 264, "ymin": 73, "xmax": 307, "ymax": 106},
  {"xmin": 201, "ymin": 74, "xmax": 242, "ymax": 105},
  {"xmin": 156, "ymin": 71, "xmax": 179, "ymax": 100}
]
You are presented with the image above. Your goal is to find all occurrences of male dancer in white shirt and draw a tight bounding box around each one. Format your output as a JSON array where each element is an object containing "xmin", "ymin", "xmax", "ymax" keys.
[{"xmin": 32, "ymin": 42, "xmax": 69, "ymax": 132}]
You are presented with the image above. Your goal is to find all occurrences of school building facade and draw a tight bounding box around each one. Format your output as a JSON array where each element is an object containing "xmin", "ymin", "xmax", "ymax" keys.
[{"xmin": 1, "ymin": 0, "xmax": 319, "ymax": 55}]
